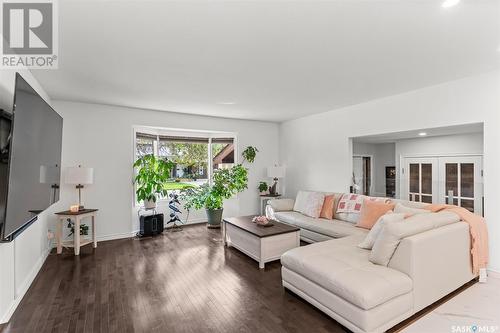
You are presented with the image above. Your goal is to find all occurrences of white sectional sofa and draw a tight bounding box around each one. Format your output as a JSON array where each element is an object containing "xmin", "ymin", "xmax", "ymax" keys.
[{"xmin": 267, "ymin": 192, "xmax": 476, "ymax": 333}]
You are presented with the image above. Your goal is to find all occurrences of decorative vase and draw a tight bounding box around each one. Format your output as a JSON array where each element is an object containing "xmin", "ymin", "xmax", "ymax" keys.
[
  {"xmin": 144, "ymin": 198, "xmax": 156, "ymax": 210},
  {"xmin": 206, "ymin": 208, "xmax": 223, "ymax": 228}
]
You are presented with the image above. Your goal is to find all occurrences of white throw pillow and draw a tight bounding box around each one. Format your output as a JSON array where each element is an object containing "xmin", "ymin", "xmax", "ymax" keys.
[
  {"xmin": 393, "ymin": 203, "xmax": 431, "ymax": 215},
  {"xmin": 302, "ymin": 192, "xmax": 325, "ymax": 218},
  {"xmin": 358, "ymin": 213, "xmax": 405, "ymax": 250},
  {"xmin": 293, "ymin": 191, "xmax": 311, "ymax": 212}
]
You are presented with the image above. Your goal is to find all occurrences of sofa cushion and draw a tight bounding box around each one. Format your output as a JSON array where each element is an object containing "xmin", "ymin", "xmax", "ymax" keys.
[
  {"xmin": 269, "ymin": 198, "xmax": 295, "ymax": 212},
  {"xmin": 281, "ymin": 236, "xmax": 413, "ymax": 310},
  {"xmin": 320, "ymin": 195, "xmax": 335, "ymax": 219},
  {"xmin": 293, "ymin": 191, "xmax": 312, "ymax": 212},
  {"xmin": 302, "ymin": 192, "xmax": 325, "ymax": 218},
  {"xmin": 370, "ymin": 211, "xmax": 461, "ymax": 266},
  {"xmin": 356, "ymin": 199, "xmax": 395, "ymax": 229},
  {"xmin": 393, "ymin": 203, "xmax": 431, "ymax": 215},
  {"xmin": 358, "ymin": 213, "xmax": 405, "ymax": 250},
  {"xmin": 274, "ymin": 211, "xmax": 367, "ymax": 238}
]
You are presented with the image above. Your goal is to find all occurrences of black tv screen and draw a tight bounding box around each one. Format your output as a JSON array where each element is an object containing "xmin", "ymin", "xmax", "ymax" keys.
[{"xmin": 0, "ymin": 73, "xmax": 63, "ymax": 241}]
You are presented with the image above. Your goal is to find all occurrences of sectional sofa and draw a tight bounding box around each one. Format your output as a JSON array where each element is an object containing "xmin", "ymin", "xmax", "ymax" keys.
[{"xmin": 267, "ymin": 192, "xmax": 476, "ymax": 333}]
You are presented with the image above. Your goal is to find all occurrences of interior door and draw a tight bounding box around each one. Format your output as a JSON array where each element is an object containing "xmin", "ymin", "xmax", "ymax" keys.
[
  {"xmin": 402, "ymin": 158, "xmax": 438, "ymax": 204},
  {"xmin": 438, "ymin": 156, "xmax": 483, "ymax": 214}
]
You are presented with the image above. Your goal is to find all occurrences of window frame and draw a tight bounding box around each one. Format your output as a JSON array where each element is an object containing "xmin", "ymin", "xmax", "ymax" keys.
[{"xmin": 132, "ymin": 127, "xmax": 237, "ymax": 205}]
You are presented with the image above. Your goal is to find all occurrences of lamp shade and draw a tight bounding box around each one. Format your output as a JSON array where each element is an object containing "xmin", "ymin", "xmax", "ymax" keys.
[
  {"xmin": 267, "ymin": 166, "xmax": 286, "ymax": 179},
  {"xmin": 65, "ymin": 166, "xmax": 94, "ymax": 185},
  {"xmin": 39, "ymin": 165, "xmax": 60, "ymax": 184}
]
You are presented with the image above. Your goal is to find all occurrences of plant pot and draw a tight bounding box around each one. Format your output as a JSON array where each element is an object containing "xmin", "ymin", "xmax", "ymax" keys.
[
  {"xmin": 144, "ymin": 198, "xmax": 156, "ymax": 210},
  {"xmin": 206, "ymin": 208, "xmax": 223, "ymax": 228}
]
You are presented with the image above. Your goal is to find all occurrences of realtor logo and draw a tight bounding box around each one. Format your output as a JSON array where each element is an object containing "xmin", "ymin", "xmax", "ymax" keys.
[{"xmin": 1, "ymin": 0, "xmax": 58, "ymax": 69}]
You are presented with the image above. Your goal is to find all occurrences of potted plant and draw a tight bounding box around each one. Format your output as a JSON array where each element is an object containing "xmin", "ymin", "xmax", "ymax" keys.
[
  {"xmin": 258, "ymin": 181, "xmax": 268, "ymax": 195},
  {"xmin": 181, "ymin": 147, "xmax": 257, "ymax": 228},
  {"xmin": 134, "ymin": 154, "xmax": 175, "ymax": 209}
]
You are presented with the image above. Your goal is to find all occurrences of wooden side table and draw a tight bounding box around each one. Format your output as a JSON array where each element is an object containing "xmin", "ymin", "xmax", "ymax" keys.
[
  {"xmin": 259, "ymin": 195, "xmax": 281, "ymax": 215},
  {"xmin": 55, "ymin": 209, "xmax": 98, "ymax": 255}
]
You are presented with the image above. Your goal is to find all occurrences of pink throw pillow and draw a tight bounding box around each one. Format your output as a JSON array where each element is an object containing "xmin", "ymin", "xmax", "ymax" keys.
[
  {"xmin": 356, "ymin": 199, "xmax": 395, "ymax": 229},
  {"xmin": 320, "ymin": 195, "xmax": 335, "ymax": 219}
]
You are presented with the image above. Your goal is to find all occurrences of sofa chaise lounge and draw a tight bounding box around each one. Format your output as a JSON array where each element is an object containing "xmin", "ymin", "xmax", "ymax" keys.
[{"xmin": 267, "ymin": 192, "xmax": 476, "ymax": 333}]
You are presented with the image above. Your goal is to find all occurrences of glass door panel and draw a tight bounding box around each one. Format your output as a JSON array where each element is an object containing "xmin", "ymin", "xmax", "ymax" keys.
[
  {"xmin": 439, "ymin": 157, "xmax": 482, "ymax": 214},
  {"xmin": 460, "ymin": 163, "xmax": 474, "ymax": 198},
  {"xmin": 403, "ymin": 158, "xmax": 438, "ymax": 204}
]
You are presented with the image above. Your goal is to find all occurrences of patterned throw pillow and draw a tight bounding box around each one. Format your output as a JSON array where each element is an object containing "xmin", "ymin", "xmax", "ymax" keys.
[{"xmin": 337, "ymin": 194, "xmax": 387, "ymax": 214}]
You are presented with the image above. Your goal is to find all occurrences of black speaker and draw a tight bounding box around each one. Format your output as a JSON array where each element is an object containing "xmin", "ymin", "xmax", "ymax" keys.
[{"xmin": 139, "ymin": 213, "xmax": 164, "ymax": 237}]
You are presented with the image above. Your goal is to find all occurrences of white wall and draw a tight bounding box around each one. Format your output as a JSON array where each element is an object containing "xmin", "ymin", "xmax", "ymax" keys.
[
  {"xmin": 394, "ymin": 132, "xmax": 483, "ymax": 198},
  {"xmin": 54, "ymin": 101, "xmax": 280, "ymax": 240},
  {"xmin": 0, "ymin": 69, "xmax": 57, "ymax": 323},
  {"xmin": 279, "ymin": 71, "xmax": 500, "ymax": 272}
]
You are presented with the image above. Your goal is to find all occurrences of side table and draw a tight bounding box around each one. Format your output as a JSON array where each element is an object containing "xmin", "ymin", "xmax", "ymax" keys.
[
  {"xmin": 259, "ymin": 195, "xmax": 281, "ymax": 215},
  {"xmin": 54, "ymin": 209, "xmax": 98, "ymax": 255}
]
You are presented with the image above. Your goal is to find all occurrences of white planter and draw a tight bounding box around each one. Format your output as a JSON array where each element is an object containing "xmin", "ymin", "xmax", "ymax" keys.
[{"xmin": 144, "ymin": 198, "xmax": 157, "ymax": 210}]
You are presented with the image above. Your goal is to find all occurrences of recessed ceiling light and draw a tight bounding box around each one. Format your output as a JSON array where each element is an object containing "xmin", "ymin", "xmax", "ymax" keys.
[
  {"xmin": 217, "ymin": 102, "xmax": 236, "ymax": 105},
  {"xmin": 442, "ymin": 0, "xmax": 460, "ymax": 8},
  {"xmin": 418, "ymin": 132, "xmax": 428, "ymax": 136}
]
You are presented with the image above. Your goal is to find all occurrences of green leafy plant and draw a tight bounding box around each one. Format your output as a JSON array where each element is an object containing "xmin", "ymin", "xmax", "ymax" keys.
[
  {"xmin": 181, "ymin": 146, "xmax": 257, "ymax": 211},
  {"xmin": 67, "ymin": 220, "xmax": 89, "ymax": 236},
  {"xmin": 134, "ymin": 154, "xmax": 175, "ymax": 203},
  {"xmin": 181, "ymin": 165, "xmax": 248, "ymax": 210},
  {"xmin": 242, "ymin": 146, "xmax": 259, "ymax": 163},
  {"xmin": 258, "ymin": 181, "xmax": 268, "ymax": 192}
]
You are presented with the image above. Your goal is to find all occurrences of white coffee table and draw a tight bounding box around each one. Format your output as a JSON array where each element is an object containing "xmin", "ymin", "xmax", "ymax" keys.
[{"xmin": 222, "ymin": 216, "xmax": 300, "ymax": 269}]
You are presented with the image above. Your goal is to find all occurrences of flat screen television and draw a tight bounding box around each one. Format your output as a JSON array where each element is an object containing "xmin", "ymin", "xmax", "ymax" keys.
[{"xmin": 0, "ymin": 73, "xmax": 63, "ymax": 242}]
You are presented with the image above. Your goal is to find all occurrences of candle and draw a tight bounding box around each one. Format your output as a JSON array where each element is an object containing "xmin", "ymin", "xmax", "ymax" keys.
[{"xmin": 70, "ymin": 205, "xmax": 79, "ymax": 213}]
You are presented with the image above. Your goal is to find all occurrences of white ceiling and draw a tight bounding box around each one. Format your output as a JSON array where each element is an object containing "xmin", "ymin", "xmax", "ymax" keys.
[
  {"xmin": 352, "ymin": 122, "xmax": 484, "ymax": 144},
  {"xmin": 32, "ymin": 0, "xmax": 500, "ymax": 122}
]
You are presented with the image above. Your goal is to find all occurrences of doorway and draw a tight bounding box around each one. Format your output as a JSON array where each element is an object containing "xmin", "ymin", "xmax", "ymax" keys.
[{"xmin": 353, "ymin": 156, "xmax": 372, "ymax": 196}]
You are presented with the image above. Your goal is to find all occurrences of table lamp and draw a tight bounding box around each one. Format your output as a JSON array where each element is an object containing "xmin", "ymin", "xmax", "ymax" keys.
[
  {"xmin": 267, "ymin": 165, "xmax": 286, "ymax": 195},
  {"xmin": 65, "ymin": 165, "xmax": 94, "ymax": 210}
]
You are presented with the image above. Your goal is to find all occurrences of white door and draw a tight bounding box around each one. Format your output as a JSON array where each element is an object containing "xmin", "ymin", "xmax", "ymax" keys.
[
  {"xmin": 438, "ymin": 156, "xmax": 483, "ymax": 214},
  {"xmin": 402, "ymin": 156, "xmax": 483, "ymax": 214},
  {"xmin": 402, "ymin": 158, "xmax": 438, "ymax": 204}
]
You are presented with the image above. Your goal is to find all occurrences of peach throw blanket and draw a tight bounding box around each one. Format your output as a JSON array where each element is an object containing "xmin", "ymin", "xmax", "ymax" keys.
[{"xmin": 425, "ymin": 204, "xmax": 488, "ymax": 275}]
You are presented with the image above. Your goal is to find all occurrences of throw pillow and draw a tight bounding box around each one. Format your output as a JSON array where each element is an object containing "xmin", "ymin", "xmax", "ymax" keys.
[
  {"xmin": 293, "ymin": 191, "xmax": 311, "ymax": 212},
  {"xmin": 358, "ymin": 213, "xmax": 405, "ymax": 250},
  {"xmin": 320, "ymin": 195, "xmax": 335, "ymax": 219},
  {"xmin": 301, "ymin": 192, "xmax": 325, "ymax": 218},
  {"xmin": 369, "ymin": 211, "xmax": 460, "ymax": 266},
  {"xmin": 356, "ymin": 199, "xmax": 395, "ymax": 229},
  {"xmin": 393, "ymin": 203, "xmax": 431, "ymax": 215},
  {"xmin": 337, "ymin": 194, "xmax": 366, "ymax": 214}
]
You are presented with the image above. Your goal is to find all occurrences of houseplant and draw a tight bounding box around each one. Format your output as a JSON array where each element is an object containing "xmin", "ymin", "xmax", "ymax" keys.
[
  {"xmin": 181, "ymin": 147, "xmax": 257, "ymax": 228},
  {"xmin": 134, "ymin": 154, "xmax": 175, "ymax": 209},
  {"xmin": 258, "ymin": 181, "xmax": 268, "ymax": 195}
]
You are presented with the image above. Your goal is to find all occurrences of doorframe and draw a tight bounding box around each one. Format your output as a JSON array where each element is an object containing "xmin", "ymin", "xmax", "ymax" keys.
[{"xmin": 353, "ymin": 154, "xmax": 374, "ymax": 196}]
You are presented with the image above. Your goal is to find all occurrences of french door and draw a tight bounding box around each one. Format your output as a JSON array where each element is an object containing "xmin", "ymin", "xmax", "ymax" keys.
[
  {"xmin": 402, "ymin": 156, "xmax": 483, "ymax": 214},
  {"xmin": 438, "ymin": 156, "xmax": 482, "ymax": 214},
  {"xmin": 402, "ymin": 158, "xmax": 438, "ymax": 204}
]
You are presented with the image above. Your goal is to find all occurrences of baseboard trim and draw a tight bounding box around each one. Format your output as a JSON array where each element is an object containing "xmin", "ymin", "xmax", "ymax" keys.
[{"xmin": 1, "ymin": 246, "xmax": 51, "ymax": 324}]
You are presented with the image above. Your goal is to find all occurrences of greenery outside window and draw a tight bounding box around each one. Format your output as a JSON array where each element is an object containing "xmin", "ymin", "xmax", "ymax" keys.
[{"xmin": 134, "ymin": 130, "xmax": 236, "ymax": 195}]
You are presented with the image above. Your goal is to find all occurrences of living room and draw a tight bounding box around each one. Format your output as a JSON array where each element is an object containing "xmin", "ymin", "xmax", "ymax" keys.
[{"xmin": 0, "ymin": 0, "xmax": 499, "ymax": 332}]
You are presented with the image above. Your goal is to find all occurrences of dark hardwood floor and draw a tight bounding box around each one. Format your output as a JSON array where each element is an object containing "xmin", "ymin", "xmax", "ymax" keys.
[{"xmin": 3, "ymin": 225, "xmax": 349, "ymax": 333}]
